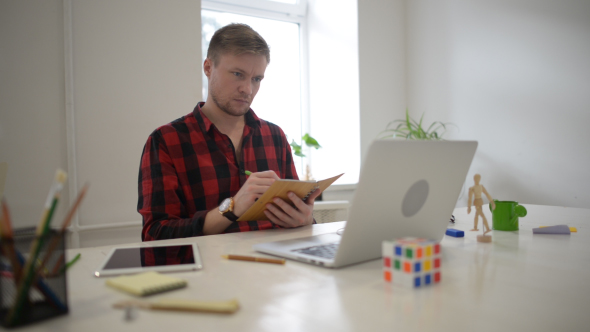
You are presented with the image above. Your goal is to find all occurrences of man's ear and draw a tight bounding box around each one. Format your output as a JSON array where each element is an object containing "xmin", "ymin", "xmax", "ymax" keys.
[{"xmin": 203, "ymin": 58, "xmax": 213, "ymax": 78}]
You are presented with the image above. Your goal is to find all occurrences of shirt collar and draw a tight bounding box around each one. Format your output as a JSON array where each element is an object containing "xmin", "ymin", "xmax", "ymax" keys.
[{"xmin": 193, "ymin": 102, "xmax": 261, "ymax": 133}]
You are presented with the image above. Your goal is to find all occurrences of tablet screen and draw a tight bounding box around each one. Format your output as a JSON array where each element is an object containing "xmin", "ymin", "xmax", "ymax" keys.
[
  {"xmin": 102, "ymin": 245, "xmax": 195, "ymax": 270},
  {"xmin": 95, "ymin": 243, "xmax": 202, "ymax": 277}
]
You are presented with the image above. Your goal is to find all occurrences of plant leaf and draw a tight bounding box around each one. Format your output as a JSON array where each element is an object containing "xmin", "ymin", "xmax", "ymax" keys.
[
  {"xmin": 290, "ymin": 139, "xmax": 305, "ymax": 157},
  {"xmin": 302, "ymin": 133, "xmax": 321, "ymax": 149},
  {"xmin": 380, "ymin": 109, "xmax": 455, "ymax": 141}
]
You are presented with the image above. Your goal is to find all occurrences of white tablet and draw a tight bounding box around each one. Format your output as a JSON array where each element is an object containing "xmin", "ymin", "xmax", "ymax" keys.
[{"xmin": 94, "ymin": 242, "xmax": 203, "ymax": 277}]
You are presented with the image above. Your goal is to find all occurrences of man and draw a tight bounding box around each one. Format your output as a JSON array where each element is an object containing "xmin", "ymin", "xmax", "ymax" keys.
[{"xmin": 138, "ymin": 24, "xmax": 319, "ymax": 241}]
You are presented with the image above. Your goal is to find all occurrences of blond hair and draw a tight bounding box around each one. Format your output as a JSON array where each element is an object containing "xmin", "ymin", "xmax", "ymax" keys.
[{"xmin": 207, "ymin": 23, "xmax": 270, "ymax": 66}]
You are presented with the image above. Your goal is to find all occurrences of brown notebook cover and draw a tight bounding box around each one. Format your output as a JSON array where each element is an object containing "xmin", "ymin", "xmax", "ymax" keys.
[{"xmin": 237, "ymin": 173, "xmax": 344, "ymax": 222}]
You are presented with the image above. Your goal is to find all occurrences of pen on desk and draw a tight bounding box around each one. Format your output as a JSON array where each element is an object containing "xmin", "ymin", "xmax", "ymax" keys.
[
  {"xmin": 221, "ymin": 254, "xmax": 285, "ymax": 265},
  {"xmin": 244, "ymin": 170, "xmax": 252, "ymax": 176}
]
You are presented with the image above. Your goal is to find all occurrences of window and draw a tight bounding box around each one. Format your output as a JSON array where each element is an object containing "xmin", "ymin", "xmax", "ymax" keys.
[{"xmin": 201, "ymin": 0, "xmax": 360, "ymax": 185}]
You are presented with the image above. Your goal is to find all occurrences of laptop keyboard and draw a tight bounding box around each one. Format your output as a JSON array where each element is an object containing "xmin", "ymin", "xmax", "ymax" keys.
[{"xmin": 292, "ymin": 243, "xmax": 339, "ymax": 259}]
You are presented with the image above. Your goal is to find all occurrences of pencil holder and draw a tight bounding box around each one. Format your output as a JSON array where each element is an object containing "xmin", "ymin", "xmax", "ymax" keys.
[{"xmin": 0, "ymin": 227, "xmax": 69, "ymax": 328}]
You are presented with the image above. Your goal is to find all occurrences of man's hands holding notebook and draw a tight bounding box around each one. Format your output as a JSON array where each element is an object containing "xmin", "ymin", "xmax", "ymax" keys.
[
  {"xmin": 233, "ymin": 170, "xmax": 317, "ymax": 227},
  {"xmin": 263, "ymin": 187, "xmax": 320, "ymax": 227}
]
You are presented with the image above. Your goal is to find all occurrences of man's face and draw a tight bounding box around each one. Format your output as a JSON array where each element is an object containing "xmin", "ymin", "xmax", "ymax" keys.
[{"xmin": 204, "ymin": 52, "xmax": 267, "ymax": 117}]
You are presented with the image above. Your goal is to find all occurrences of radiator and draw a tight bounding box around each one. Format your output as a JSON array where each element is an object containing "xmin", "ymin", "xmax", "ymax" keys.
[{"xmin": 312, "ymin": 200, "xmax": 350, "ymax": 224}]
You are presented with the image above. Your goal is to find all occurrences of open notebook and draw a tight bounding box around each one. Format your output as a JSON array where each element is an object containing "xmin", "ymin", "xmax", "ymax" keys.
[{"xmin": 237, "ymin": 173, "xmax": 343, "ymax": 221}]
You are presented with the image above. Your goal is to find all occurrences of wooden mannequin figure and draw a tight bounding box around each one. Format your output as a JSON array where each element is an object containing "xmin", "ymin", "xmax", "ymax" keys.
[{"xmin": 467, "ymin": 174, "xmax": 495, "ymax": 234}]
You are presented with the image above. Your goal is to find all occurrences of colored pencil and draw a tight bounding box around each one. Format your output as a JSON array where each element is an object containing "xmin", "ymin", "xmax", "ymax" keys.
[
  {"xmin": 57, "ymin": 253, "xmax": 81, "ymax": 275},
  {"xmin": 6, "ymin": 169, "xmax": 67, "ymax": 325},
  {"xmin": 221, "ymin": 254, "xmax": 285, "ymax": 265},
  {"xmin": 1, "ymin": 199, "xmax": 22, "ymax": 282},
  {"xmin": 39, "ymin": 183, "xmax": 89, "ymax": 276},
  {"xmin": 14, "ymin": 250, "xmax": 67, "ymax": 311},
  {"xmin": 0, "ymin": 200, "xmax": 66, "ymax": 311}
]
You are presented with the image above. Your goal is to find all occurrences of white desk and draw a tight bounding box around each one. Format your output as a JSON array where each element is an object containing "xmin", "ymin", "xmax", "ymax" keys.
[{"xmin": 19, "ymin": 205, "xmax": 590, "ymax": 331}]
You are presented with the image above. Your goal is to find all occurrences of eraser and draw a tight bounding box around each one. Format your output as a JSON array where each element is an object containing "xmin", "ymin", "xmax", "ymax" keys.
[
  {"xmin": 445, "ymin": 228, "xmax": 464, "ymax": 237},
  {"xmin": 540, "ymin": 225, "xmax": 577, "ymax": 232},
  {"xmin": 533, "ymin": 225, "xmax": 571, "ymax": 235}
]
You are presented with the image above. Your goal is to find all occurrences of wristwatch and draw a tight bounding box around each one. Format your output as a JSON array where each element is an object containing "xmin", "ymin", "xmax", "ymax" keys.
[{"xmin": 219, "ymin": 197, "xmax": 239, "ymax": 222}]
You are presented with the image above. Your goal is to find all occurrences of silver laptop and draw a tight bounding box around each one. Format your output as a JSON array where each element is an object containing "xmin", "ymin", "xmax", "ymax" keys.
[{"xmin": 253, "ymin": 139, "xmax": 478, "ymax": 268}]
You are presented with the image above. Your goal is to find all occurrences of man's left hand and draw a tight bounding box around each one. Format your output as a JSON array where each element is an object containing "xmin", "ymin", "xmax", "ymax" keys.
[{"xmin": 263, "ymin": 190, "xmax": 321, "ymax": 227}]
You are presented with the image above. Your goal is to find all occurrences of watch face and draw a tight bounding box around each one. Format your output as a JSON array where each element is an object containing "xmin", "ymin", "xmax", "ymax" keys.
[{"xmin": 219, "ymin": 198, "xmax": 231, "ymax": 212}]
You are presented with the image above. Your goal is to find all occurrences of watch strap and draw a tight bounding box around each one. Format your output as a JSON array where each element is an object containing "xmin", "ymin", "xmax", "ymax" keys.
[{"xmin": 223, "ymin": 211, "xmax": 239, "ymax": 222}]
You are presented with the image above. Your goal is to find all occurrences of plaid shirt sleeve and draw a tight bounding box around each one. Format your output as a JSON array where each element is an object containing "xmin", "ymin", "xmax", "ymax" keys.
[{"xmin": 138, "ymin": 131, "xmax": 208, "ymax": 241}]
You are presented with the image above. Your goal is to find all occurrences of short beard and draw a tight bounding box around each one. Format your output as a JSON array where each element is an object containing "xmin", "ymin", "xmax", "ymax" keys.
[{"xmin": 211, "ymin": 92, "xmax": 250, "ymax": 117}]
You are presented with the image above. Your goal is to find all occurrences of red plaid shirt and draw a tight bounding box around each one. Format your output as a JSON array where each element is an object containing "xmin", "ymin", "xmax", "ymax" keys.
[{"xmin": 138, "ymin": 102, "xmax": 298, "ymax": 241}]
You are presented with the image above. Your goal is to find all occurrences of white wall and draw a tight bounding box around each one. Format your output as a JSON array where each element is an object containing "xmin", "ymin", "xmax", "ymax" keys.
[
  {"xmin": 71, "ymin": 0, "xmax": 202, "ymax": 229},
  {"xmin": 358, "ymin": 0, "xmax": 407, "ymax": 164},
  {"xmin": 0, "ymin": 0, "xmax": 202, "ymax": 247},
  {"xmin": 359, "ymin": 0, "xmax": 590, "ymax": 208},
  {"xmin": 0, "ymin": 0, "xmax": 69, "ymax": 227}
]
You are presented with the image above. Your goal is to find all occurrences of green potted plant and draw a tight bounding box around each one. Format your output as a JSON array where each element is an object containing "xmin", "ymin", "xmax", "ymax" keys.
[{"xmin": 379, "ymin": 109, "xmax": 451, "ymax": 140}]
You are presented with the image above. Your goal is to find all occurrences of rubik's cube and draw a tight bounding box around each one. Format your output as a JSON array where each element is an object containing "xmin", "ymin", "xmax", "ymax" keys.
[{"xmin": 382, "ymin": 237, "xmax": 441, "ymax": 288}]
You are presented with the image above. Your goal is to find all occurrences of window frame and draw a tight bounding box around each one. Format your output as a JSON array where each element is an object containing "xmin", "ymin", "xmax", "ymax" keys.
[
  {"xmin": 202, "ymin": 0, "xmax": 307, "ymax": 17},
  {"xmin": 201, "ymin": 0, "xmax": 312, "ymax": 170}
]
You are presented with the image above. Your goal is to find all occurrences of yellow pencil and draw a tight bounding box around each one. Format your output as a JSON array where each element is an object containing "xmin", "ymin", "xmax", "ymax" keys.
[{"xmin": 221, "ymin": 254, "xmax": 285, "ymax": 265}]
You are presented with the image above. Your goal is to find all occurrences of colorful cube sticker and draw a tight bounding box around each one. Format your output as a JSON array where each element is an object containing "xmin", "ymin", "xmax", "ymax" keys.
[
  {"xmin": 406, "ymin": 247, "xmax": 413, "ymax": 259},
  {"xmin": 384, "ymin": 270, "xmax": 392, "ymax": 282},
  {"xmin": 382, "ymin": 237, "xmax": 442, "ymax": 288},
  {"xmin": 383, "ymin": 257, "xmax": 391, "ymax": 268}
]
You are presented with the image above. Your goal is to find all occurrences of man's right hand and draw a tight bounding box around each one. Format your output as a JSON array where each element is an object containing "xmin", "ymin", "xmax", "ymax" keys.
[{"xmin": 232, "ymin": 170, "xmax": 279, "ymax": 217}]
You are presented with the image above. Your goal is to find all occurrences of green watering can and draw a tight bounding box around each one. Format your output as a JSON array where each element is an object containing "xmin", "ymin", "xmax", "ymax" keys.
[{"xmin": 489, "ymin": 200, "xmax": 527, "ymax": 231}]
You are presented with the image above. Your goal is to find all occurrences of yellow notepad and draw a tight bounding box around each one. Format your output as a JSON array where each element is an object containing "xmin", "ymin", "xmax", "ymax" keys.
[
  {"xmin": 106, "ymin": 271, "xmax": 187, "ymax": 296},
  {"xmin": 237, "ymin": 173, "xmax": 343, "ymax": 221}
]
